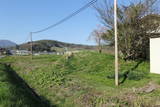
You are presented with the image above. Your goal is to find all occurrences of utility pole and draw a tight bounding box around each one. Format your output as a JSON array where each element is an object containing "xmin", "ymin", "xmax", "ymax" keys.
[
  {"xmin": 114, "ymin": 0, "xmax": 119, "ymax": 86},
  {"xmin": 30, "ymin": 32, "xmax": 33, "ymax": 59}
]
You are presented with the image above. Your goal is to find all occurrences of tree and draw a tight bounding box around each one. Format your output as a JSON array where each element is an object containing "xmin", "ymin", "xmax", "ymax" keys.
[
  {"xmin": 89, "ymin": 25, "xmax": 107, "ymax": 53},
  {"xmin": 95, "ymin": 0, "xmax": 160, "ymax": 60}
]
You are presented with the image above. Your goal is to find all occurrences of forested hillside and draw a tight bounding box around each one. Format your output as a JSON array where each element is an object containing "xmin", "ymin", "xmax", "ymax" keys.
[{"xmin": 18, "ymin": 40, "xmax": 95, "ymax": 52}]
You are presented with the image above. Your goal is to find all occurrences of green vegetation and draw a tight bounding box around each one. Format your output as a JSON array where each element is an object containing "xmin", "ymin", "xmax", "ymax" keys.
[
  {"xmin": 0, "ymin": 63, "xmax": 52, "ymax": 107},
  {"xmin": 0, "ymin": 51, "xmax": 160, "ymax": 107},
  {"xmin": 95, "ymin": 0, "xmax": 160, "ymax": 60}
]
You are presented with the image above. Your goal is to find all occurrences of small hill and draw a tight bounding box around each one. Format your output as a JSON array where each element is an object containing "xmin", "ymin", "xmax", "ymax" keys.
[
  {"xmin": 19, "ymin": 40, "xmax": 95, "ymax": 52},
  {"xmin": 0, "ymin": 52, "xmax": 155, "ymax": 107},
  {"xmin": 0, "ymin": 40, "xmax": 17, "ymax": 48}
]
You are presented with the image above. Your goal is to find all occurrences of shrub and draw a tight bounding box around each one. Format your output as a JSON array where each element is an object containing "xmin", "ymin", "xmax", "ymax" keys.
[{"xmin": 128, "ymin": 70, "xmax": 148, "ymax": 80}]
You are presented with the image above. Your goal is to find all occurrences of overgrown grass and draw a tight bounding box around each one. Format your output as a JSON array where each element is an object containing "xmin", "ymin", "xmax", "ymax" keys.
[
  {"xmin": 0, "ymin": 63, "xmax": 53, "ymax": 107},
  {"xmin": 0, "ymin": 51, "xmax": 160, "ymax": 107}
]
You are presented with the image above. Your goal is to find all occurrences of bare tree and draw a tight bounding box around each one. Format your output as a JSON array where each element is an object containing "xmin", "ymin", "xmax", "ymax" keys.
[{"xmin": 89, "ymin": 25, "xmax": 107, "ymax": 53}]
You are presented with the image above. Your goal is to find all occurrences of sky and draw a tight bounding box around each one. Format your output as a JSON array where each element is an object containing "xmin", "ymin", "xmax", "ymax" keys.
[{"xmin": 0, "ymin": 0, "xmax": 131, "ymax": 45}]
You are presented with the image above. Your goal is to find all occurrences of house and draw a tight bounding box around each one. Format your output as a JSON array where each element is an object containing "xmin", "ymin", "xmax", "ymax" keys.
[
  {"xmin": 16, "ymin": 50, "xmax": 30, "ymax": 55},
  {"xmin": 143, "ymin": 14, "xmax": 160, "ymax": 37},
  {"xmin": 150, "ymin": 37, "xmax": 160, "ymax": 74},
  {"xmin": 0, "ymin": 48, "xmax": 5, "ymax": 55},
  {"xmin": 149, "ymin": 14, "xmax": 160, "ymax": 74},
  {"xmin": 0, "ymin": 48, "xmax": 12, "ymax": 55}
]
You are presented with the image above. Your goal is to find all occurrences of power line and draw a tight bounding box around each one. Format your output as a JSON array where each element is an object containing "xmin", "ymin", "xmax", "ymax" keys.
[
  {"xmin": 24, "ymin": 34, "xmax": 30, "ymax": 44},
  {"xmin": 29, "ymin": 0, "xmax": 97, "ymax": 59},
  {"xmin": 31, "ymin": 0, "xmax": 97, "ymax": 34}
]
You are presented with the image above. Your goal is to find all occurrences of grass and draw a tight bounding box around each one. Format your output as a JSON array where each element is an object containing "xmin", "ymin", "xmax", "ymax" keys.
[
  {"xmin": 0, "ymin": 51, "xmax": 160, "ymax": 107},
  {"xmin": 0, "ymin": 63, "xmax": 53, "ymax": 107}
]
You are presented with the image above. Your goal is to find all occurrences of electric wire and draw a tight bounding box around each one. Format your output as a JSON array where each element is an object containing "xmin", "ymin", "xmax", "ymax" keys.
[{"xmin": 31, "ymin": 0, "xmax": 97, "ymax": 34}]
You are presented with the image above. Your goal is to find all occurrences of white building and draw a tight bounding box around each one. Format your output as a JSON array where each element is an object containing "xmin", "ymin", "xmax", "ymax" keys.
[
  {"xmin": 16, "ymin": 50, "xmax": 30, "ymax": 55},
  {"xmin": 150, "ymin": 24, "xmax": 160, "ymax": 74},
  {"xmin": 150, "ymin": 37, "xmax": 160, "ymax": 74}
]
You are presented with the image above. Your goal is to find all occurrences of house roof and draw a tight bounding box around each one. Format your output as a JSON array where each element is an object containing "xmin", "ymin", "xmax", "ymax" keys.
[{"xmin": 142, "ymin": 14, "xmax": 160, "ymax": 36}]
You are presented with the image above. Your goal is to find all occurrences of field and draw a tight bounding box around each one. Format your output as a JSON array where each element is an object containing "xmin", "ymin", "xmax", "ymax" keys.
[{"xmin": 0, "ymin": 51, "xmax": 160, "ymax": 107}]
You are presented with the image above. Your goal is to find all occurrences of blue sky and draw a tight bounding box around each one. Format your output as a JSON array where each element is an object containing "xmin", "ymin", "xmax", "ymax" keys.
[{"xmin": 0, "ymin": 0, "xmax": 130, "ymax": 45}]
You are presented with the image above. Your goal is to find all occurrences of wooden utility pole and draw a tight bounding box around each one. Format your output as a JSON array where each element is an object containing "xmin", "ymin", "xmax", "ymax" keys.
[
  {"xmin": 30, "ymin": 32, "xmax": 33, "ymax": 59},
  {"xmin": 114, "ymin": 0, "xmax": 119, "ymax": 86}
]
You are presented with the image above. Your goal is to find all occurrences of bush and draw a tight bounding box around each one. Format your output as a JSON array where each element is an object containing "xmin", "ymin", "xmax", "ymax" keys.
[
  {"xmin": 128, "ymin": 70, "xmax": 148, "ymax": 80},
  {"xmin": 107, "ymin": 70, "xmax": 148, "ymax": 81}
]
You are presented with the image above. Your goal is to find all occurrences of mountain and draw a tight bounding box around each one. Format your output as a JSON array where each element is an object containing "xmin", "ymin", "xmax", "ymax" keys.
[
  {"xmin": 0, "ymin": 40, "xmax": 17, "ymax": 48},
  {"xmin": 19, "ymin": 40, "xmax": 95, "ymax": 52}
]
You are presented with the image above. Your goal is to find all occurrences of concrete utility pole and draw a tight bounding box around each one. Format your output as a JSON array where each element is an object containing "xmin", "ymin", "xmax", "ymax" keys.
[
  {"xmin": 114, "ymin": 0, "xmax": 119, "ymax": 86},
  {"xmin": 30, "ymin": 32, "xmax": 33, "ymax": 59}
]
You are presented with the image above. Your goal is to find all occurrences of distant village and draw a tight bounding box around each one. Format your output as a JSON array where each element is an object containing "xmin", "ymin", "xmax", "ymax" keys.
[{"xmin": 0, "ymin": 47, "xmax": 80, "ymax": 57}]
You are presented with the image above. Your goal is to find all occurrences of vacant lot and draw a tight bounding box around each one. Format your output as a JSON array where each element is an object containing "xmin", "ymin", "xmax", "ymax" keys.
[{"xmin": 0, "ymin": 51, "xmax": 160, "ymax": 107}]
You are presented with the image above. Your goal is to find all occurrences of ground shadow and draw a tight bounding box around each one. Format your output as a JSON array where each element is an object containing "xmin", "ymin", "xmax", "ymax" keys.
[
  {"xmin": 0, "ymin": 63, "xmax": 57, "ymax": 107},
  {"xmin": 119, "ymin": 60, "xmax": 143, "ymax": 84}
]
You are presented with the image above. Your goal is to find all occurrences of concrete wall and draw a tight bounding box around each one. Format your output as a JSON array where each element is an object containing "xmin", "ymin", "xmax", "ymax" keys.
[{"xmin": 150, "ymin": 38, "xmax": 160, "ymax": 74}]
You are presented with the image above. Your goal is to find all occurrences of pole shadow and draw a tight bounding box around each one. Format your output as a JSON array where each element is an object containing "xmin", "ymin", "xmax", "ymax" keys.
[{"xmin": 119, "ymin": 60, "xmax": 144, "ymax": 84}]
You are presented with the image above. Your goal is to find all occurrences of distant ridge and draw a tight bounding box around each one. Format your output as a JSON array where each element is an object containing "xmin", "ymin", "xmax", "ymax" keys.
[
  {"xmin": 0, "ymin": 40, "xmax": 17, "ymax": 48},
  {"xmin": 19, "ymin": 40, "xmax": 95, "ymax": 51}
]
